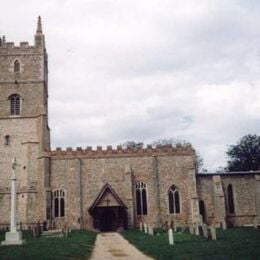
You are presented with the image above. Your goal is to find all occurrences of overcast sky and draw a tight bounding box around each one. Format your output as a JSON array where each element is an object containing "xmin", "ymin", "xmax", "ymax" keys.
[{"xmin": 1, "ymin": 0, "xmax": 260, "ymax": 171}]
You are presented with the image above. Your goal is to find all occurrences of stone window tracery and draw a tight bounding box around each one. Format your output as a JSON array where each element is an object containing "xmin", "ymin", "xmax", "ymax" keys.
[
  {"xmin": 135, "ymin": 182, "xmax": 148, "ymax": 215},
  {"xmin": 168, "ymin": 185, "xmax": 180, "ymax": 214},
  {"xmin": 9, "ymin": 94, "xmax": 20, "ymax": 115},
  {"xmin": 53, "ymin": 189, "xmax": 65, "ymax": 218}
]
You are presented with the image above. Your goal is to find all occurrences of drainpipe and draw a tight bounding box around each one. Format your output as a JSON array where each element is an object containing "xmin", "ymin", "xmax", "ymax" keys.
[{"xmin": 78, "ymin": 158, "xmax": 84, "ymax": 229}]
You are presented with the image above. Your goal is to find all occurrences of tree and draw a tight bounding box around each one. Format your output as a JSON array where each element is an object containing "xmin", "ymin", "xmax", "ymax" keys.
[
  {"xmin": 216, "ymin": 166, "xmax": 228, "ymax": 173},
  {"xmin": 226, "ymin": 134, "xmax": 260, "ymax": 171},
  {"xmin": 121, "ymin": 141, "xmax": 144, "ymax": 150},
  {"xmin": 151, "ymin": 138, "xmax": 204, "ymax": 173},
  {"xmin": 152, "ymin": 138, "xmax": 189, "ymax": 147},
  {"xmin": 195, "ymin": 152, "xmax": 204, "ymax": 174}
]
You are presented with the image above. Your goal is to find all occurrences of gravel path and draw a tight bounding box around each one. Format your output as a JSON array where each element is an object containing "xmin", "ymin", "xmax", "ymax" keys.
[{"xmin": 90, "ymin": 232, "xmax": 153, "ymax": 260}]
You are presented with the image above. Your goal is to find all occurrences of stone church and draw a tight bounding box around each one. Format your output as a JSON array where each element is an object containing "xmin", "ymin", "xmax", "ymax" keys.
[{"xmin": 0, "ymin": 18, "xmax": 259, "ymax": 232}]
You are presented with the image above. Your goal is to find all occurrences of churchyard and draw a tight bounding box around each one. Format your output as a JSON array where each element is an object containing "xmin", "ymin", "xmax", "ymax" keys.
[
  {"xmin": 0, "ymin": 230, "xmax": 96, "ymax": 259},
  {"xmin": 122, "ymin": 227, "xmax": 260, "ymax": 259},
  {"xmin": 0, "ymin": 227, "xmax": 259, "ymax": 259}
]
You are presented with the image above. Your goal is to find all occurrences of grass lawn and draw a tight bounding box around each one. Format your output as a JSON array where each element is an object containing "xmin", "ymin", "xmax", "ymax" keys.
[
  {"xmin": 0, "ymin": 230, "xmax": 96, "ymax": 259},
  {"xmin": 121, "ymin": 227, "xmax": 260, "ymax": 260}
]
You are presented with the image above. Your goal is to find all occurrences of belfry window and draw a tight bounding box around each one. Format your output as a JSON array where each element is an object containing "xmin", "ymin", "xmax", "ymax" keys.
[
  {"xmin": 4, "ymin": 135, "xmax": 10, "ymax": 145},
  {"xmin": 168, "ymin": 185, "xmax": 180, "ymax": 214},
  {"xmin": 14, "ymin": 60, "xmax": 20, "ymax": 72},
  {"xmin": 53, "ymin": 189, "xmax": 65, "ymax": 218},
  {"xmin": 9, "ymin": 94, "xmax": 20, "ymax": 115},
  {"xmin": 135, "ymin": 182, "xmax": 148, "ymax": 215},
  {"xmin": 227, "ymin": 184, "xmax": 235, "ymax": 214}
]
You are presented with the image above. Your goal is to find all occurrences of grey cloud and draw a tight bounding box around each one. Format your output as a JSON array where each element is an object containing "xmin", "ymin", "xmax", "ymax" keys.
[{"xmin": 1, "ymin": 0, "xmax": 260, "ymax": 171}]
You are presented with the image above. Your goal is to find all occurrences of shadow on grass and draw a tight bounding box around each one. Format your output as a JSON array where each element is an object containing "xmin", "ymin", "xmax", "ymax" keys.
[
  {"xmin": 0, "ymin": 230, "xmax": 96, "ymax": 260},
  {"xmin": 121, "ymin": 227, "xmax": 260, "ymax": 260}
]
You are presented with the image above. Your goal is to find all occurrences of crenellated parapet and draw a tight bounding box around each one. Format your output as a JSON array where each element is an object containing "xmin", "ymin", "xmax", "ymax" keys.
[
  {"xmin": 46, "ymin": 143, "xmax": 195, "ymax": 159},
  {"xmin": 0, "ymin": 17, "xmax": 47, "ymax": 88},
  {"xmin": 0, "ymin": 40, "xmax": 43, "ymax": 53},
  {"xmin": 0, "ymin": 41, "xmax": 32, "ymax": 48},
  {"xmin": 0, "ymin": 17, "xmax": 45, "ymax": 55}
]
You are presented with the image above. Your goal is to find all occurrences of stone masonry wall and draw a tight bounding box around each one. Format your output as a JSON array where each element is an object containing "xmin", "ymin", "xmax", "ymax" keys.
[
  {"xmin": 156, "ymin": 155, "xmax": 196, "ymax": 226},
  {"xmin": 197, "ymin": 173, "xmax": 259, "ymax": 227},
  {"xmin": 196, "ymin": 176, "xmax": 215, "ymax": 225},
  {"xmin": 0, "ymin": 28, "xmax": 49, "ymax": 227},
  {"xmin": 48, "ymin": 145, "xmax": 196, "ymax": 230},
  {"xmin": 0, "ymin": 117, "xmax": 47, "ymax": 225},
  {"xmin": 222, "ymin": 175, "xmax": 257, "ymax": 226}
]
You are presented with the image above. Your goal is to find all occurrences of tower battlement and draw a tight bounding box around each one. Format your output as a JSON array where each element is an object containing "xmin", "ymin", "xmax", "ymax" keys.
[
  {"xmin": 0, "ymin": 41, "xmax": 32, "ymax": 49},
  {"xmin": 0, "ymin": 17, "xmax": 45, "ymax": 54}
]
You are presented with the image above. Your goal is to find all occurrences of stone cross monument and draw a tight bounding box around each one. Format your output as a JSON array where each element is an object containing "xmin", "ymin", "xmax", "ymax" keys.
[{"xmin": 1, "ymin": 158, "xmax": 25, "ymax": 245}]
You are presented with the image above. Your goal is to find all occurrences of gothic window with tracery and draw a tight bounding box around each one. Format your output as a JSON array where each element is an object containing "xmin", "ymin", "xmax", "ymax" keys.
[
  {"xmin": 135, "ymin": 182, "xmax": 148, "ymax": 215},
  {"xmin": 53, "ymin": 189, "xmax": 65, "ymax": 218},
  {"xmin": 168, "ymin": 185, "xmax": 180, "ymax": 214},
  {"xmin": 14, "ymin": 60, "xmax": 20, "ymax": 72},
  {"xmin": 9, "ymin": 94, "xmax": 20, "ymax": 115},
  {"xmin": 227, "ymin": 184, "xmax": 235, "ymax": 214}
]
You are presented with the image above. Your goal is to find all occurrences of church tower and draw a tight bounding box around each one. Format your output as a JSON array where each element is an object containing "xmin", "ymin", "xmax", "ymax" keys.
[{"xmin": 0, "ymin": 17, "xmax": 50, "ymax": 226}]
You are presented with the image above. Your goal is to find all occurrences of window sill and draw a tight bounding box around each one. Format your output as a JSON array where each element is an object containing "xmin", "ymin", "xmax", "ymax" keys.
[{"xmin": 9, "ymin": 115, "xmax": 21, "ymax": 118}]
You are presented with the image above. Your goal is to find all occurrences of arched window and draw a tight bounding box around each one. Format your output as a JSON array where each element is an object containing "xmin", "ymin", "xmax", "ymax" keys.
[
  {"xmin": 54, "ymin": 198, "xmax": 59, "ymax": 217},
  {"xmin": 60, "ymin": 198, "xmax": 65, "ymax": 217},
  {"xmin": 4, "ymin": 135, "xmax": 10, "ymax": 145},
  {"xmin": 53, "ymin": 189, "xmax": 65, "ymax": 218},
  {"xmin": 227, "ymin": 184, "xmax": 235, "ymax": 214},
  {"xmin": 135, "ymin": 182, "xmax": 148, "ymax": 215},
  {"xmin": 14, "ymin": 60, "xmax": 20, "ymax": 72},
  {"xmin": 9, "ymin": 94, "xmax": 20, "ymax": 115},
  {"xmin": 168, "ymin": 185, "xmax": 180, "ymax": 214},
  {"xmin": 199, "ymin": 200, "xmax": 206, "ymax": 222}
]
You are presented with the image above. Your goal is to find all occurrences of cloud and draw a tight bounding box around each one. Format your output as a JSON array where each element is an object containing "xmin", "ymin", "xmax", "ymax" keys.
[{"xmin": 1, "ymin": 0, "xmax": 260, "ymax": 171}]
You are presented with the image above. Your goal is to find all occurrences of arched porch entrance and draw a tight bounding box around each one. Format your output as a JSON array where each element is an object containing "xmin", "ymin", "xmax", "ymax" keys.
[{"xmin": 89, "ymin": 184, "xmax": 128, "ymax": 232}]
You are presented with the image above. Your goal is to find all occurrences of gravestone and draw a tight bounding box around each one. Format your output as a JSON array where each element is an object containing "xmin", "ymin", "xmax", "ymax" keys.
[
  {"xmin": 168, "ymin": 228, "xmax": 174, "ymax": 245},
  {"xmin": 194, "ymin": 224, "xmax": 199, "ymax": 235},
  {"xmin": 202, "ymin": 224, "xmax": 208, "ymax": 238},
  {"xmin": 144, "ymin": 223, "xmax": 148, "ymax": 233},
  {"xmin": 139, "ymin": 222, "xmax": 143, "ymax": 232},
  {"xmin": 189, "ymin": 225, "xmax": 194, "ymax": 234},
  {"xmin": 64, "ymin": 227, "xmax": 69, "ymax": 238},
  {"xmin": 210, "ymin": 227, "xmax": 217, "ymax": 240},
  {"xmin": 32, "ymin": 226, "xmax": 37, "ymax": 238},
  {"xmin": 149, "ymin": 225, "xmax": 154, "ymax": 236}
]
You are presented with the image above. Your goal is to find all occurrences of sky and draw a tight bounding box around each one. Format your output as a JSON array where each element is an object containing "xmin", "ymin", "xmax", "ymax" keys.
[{"xmin": 1, "ymin": 0, "xmax": 260, "ymax": 171}]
